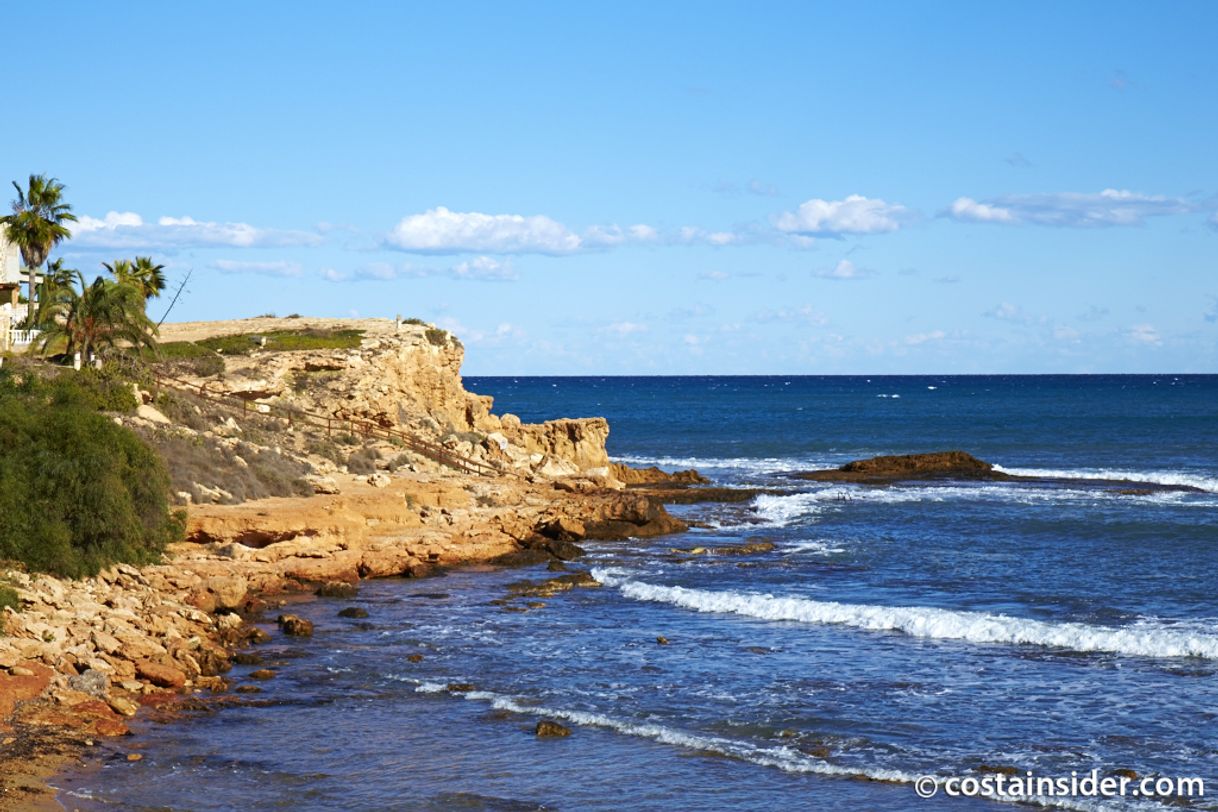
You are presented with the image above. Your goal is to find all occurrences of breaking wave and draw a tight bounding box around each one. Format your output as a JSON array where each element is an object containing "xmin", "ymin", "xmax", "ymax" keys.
[
  {"xmin": 993, "ymin": 465, "xmax": 1218, "ymax": 494},
  {"xmin": 413, "ymin": 680, "xmax": 1153, "ymax": 810},
  {"xmin": 592, "ymin": 571, "xmax": 1218, "ymax": 660}
]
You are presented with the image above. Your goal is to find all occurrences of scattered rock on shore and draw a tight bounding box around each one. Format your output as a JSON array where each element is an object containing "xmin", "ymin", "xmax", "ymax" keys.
[{"xmin": 135, "ymin": 660, "xmax": 187, "ymax": 690}]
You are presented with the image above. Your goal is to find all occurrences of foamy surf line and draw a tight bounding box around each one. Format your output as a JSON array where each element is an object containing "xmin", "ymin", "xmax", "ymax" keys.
[
  {"xmin": 994, "ymin": 465, "xmax": 1218, "ymax": 494},
  {"xmin": 613, "ymin": 454, "xmax": 833, "ymax": 475},
  {"xmin": 592, "ymin": 571, "xmax": 1218, "ymax": 660},
  {"xmin": 411, "ymin": 680, "xmax": 1152, "ymax": 811}
]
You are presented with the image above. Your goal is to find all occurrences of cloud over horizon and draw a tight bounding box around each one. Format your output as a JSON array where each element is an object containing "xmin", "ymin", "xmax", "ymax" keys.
[
  {"xmin": 71, "ymin": 211, "xmax": 322, "ymax": 249},
  {"xmin": 947, "ymin": 189, "xmax": 1195, "ymax": 227}
]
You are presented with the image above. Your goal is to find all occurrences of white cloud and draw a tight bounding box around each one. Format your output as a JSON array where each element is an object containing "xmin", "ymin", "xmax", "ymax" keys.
[
  {"xmin": 753, "ymin": 304, "xmax": 827, "ymax": 325},
  {"xmin": 606, "ymin": 321, "xmax": 649, "ymax": 336},
  {"xmin": 71, "ymin": 211, "xmax": 321, "ymax": 249},
  {"xmin": 210, "ymin": 259, "xmax": 303, "ymax": 277},
  {"xmin": 949, "ymin": 197, "xmax": 1016, "ymax": 224},
  {"xmin": 1205, "ymin": 298, "xmax": 1218, "ymax": 324},
  {"xmin": 449, "ymin": 256, "xmax": 517, "ymax": 281},
  {"xmin": 812, "ymin": 259, "xmax": 871, "ymax": 280},
  {"xmin": 947, "ymin": 189, "xmax": 1194, "ymax": 227},
  {"xmin": 676, "ymin": 226, "xmax": 743, "ymax": 246},
  {"xmin": 698, "ymin": 270, "xmax": 730, "ymax": 281},
  {"xmin": 1127, "ymin": 323, "xmax": 1162, "ymax": 345},
  {"xmin": 584, "ymin": 223, "xmax": 660, "ymax": 247},
  {"xmin": 322, "ymin": 256, "xmax": 516, "ymax": 283},
  {"xmin": 386, "ymin": 206, "xmax": 582, "ymax": 254},
  {"xmin": 904, "ymin": 329, "xmax": 947, "ymax": 346},
  {"xmin": 1053, "ymin": 326, "xmax": 1081, "ymax": 342},
  {"xmin": 776, "ymin": 195, "xmax": 910, "ymax": 237},
  {"xmin": 983, "ymin": 302, "xmax": 1028, "ymax": 322}
]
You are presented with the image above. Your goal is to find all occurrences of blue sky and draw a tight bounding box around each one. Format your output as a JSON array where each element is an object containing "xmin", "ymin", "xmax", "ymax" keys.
[{"xmin": 6, "ymin": 1, "xmax": 1217, "ymax": 373}]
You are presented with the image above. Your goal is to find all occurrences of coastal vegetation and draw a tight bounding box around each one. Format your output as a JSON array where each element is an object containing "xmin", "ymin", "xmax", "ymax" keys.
[
  {"xmin": 193, "ymin": 327, "xmax": 365, "ymax": 355},
  {"xmin": 0, "ymin": 174, "xmax": 77, "ymax": 317},
  {"xmin": 32, "ymin": 270, "xmax": 158, "ymax": 360},
  {"xmin": 0, "ymin": 367, "xmax": 184, "ymax": 577}
]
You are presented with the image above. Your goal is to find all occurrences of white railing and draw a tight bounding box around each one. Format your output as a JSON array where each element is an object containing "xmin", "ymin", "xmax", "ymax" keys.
[{"xmin": 8, "ymin": 329, "xmax": 40, "ymax": 346}]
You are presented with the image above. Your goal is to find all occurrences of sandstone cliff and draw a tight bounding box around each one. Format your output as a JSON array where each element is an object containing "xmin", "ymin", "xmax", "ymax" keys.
[{"xmin": 157, "ymin": 318, "xmax": 616, "ymax": 482}]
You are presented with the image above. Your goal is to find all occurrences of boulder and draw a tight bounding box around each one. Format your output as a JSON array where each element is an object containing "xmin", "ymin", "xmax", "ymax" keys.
[
  {"xmin": 68, "ymin": 668, "xmax": 110, "ymax": 699},
  {"xmin": 108, "ymin": 696, "xmax": 139, "ymax": 717},
  {"xmin": 277, "ymin": 614, "xmax": 314, "ymax": 637},
  {"xmin": 539, "ymin": 517, "xmax": 586, "ymax": 542},
  {"xmin": 316, "ymin": 581, "xmax": 358, "ymax": 599},
  {"xmin": 206, "ymin": 575, "xmax": 248, "ymax": 611},
  {"xmin": 337, "ymin": 607, "xmax": 369, "ymax": 619},
  {"xmin": 135, "ymin": 660, "xmax": 187, "ymax": 690}
]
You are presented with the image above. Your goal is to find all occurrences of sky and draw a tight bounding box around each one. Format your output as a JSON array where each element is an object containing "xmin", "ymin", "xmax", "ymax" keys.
[{"xmin": 5, "ymin": 1, "xmax": 1217, "ymax": 374}]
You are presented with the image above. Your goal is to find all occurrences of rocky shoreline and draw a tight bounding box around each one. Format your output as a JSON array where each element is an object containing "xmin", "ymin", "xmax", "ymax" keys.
[
  {"xmin": 0, "ymin": 316, "xmax": 710, "ymax": 810},
  {"xmin": 0, "ymin": 466, "xmax": 694, "ymax": 810}
]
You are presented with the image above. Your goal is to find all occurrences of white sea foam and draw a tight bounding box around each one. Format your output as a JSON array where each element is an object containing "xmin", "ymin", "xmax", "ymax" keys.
[
  {"xmin": 743, "ymin": 481, "xmax": 1205, "ymax": 528},
  {"xmin": 592, "ymin": 570, "xmax": 1218, "ymax": 660},
  {"xmin": 412, "ymin": 679, "xmax": 1151, "ymax": 810},
  {"xmin": 613, "ymin": 454, "xmax": 827, "ymax": 475},
  {"xmin": 750, "ymin": 493, "xmax": 826, "ymax": 526},
  {"xmin": 994, "ymin": 465, "xmax": 1218, "ymax": 494}
]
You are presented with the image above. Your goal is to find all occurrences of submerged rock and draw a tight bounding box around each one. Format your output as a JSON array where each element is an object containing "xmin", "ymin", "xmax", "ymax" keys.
[
  {"xmin": 535, "ymin": 720, "xmax": 571, "ymax": 737},
  {"xmin": 337, "ymin": 606, "xmax": 369, "ymax": 618},
  {"xmin": 276, "ymin": 614, "xmax": 314, "ymax": 637},
  {"xmin": 316, "ymin": 581, "xmax": 359, "ymax": 599}
]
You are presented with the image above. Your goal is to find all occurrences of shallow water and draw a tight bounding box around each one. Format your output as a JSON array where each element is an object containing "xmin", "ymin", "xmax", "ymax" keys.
[{"xmin": 58, "ymin": 375, "xmax": 1218, "ymax": 810}]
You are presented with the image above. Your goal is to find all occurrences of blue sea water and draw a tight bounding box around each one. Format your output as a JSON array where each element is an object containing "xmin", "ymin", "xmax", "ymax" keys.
[{"xmin": 59, "ymin": 376, "xmax": 1218, "ymax": 811}]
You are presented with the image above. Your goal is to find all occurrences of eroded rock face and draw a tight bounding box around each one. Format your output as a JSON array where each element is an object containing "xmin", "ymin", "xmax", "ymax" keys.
[
  {"xmin": 610, "ymin": 463, "xmax": 708, "ymax": 485},
  {"xmin": 508, "ymin": 418, "xmax": 612, "ymax": 473}
]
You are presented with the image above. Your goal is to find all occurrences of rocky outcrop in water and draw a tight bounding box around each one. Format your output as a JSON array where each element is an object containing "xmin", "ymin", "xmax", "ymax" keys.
[{"xmin": 796, "ymin": 451, "xmax": 1005, "ymax": 483}]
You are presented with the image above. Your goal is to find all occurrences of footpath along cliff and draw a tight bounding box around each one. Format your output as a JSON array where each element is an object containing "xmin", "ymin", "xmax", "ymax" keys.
[{"xmin": 0, "ymin": 317, "xmax": 692, "ymax": 808}]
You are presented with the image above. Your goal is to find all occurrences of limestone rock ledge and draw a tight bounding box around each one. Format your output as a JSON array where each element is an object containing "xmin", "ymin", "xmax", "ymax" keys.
[{"xmin": 160, "ymin": 319, "xmax": 617, "ymax": 482}]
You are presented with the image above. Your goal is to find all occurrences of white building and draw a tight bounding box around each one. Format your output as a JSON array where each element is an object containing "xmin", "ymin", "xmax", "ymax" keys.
[
  {"xmin": 0, "ymin": 226, "xmax": 20, "ymax": 308},
  {"xmin": 1, "ymin": 228, "xmax": 30, "ymax": 351}
]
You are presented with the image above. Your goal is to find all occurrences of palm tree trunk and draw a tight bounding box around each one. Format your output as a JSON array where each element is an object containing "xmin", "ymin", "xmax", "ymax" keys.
[{"xmin": 26, "ymin": 263, "xmax": 36, "ymax": 322}]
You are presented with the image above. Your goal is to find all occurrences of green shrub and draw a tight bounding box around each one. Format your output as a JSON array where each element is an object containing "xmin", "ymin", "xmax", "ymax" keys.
[
  {"xmin": 0, "ymin": 371, "xmax": 184, "ymax": 577},
  {"xmin": 197, "ymin": 328, "xmax": 364, "ymax": 355},
  {"xmin": 425, "ymin": 328, "xmax": 449, "ymax": 347},
  {"xmin": 153, "ymin": 342, "xmax": 226, "ymax": 378},
  {"xmin": 0, "ymin": 585, "xmax": 19, "ymax": 614},
  {"xmin": 0, "ymin": 584, "xmax": 17, "ymax": 634},
  {"xmin": 71, "ymin": 367, "xmax": 140, "ymax": 413},
  {"xmin": 133, "ymin": 428, "xmax": 314, "ymax": 505},
  {"xmin": 401, "ymin": 317, "xmax": 428, "ymax": 326},
  {"xmin": 345, "ymin": 446, "xmax": 381, "ymax": 474}
]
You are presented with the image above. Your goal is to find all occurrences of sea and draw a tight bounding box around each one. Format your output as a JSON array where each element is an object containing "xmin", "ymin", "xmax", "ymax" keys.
[{"xmin": 57, "ymin": 375, "xmax": 1218, "ymax": 811}]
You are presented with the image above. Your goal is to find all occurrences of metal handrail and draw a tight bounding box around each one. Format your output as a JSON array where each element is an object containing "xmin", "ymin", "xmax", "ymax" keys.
[{"xmin": 151, "ymin": 372, "xmax": 508, "ymax": 478}]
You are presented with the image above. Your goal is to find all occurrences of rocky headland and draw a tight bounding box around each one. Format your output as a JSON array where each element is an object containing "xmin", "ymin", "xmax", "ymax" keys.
[{"xmin": 0, "ymin": 317, "xmax": 696, "ymax": 809}]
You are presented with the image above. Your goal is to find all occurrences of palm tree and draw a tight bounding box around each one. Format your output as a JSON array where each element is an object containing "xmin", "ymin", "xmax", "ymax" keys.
[
  {"xmin": 106, "ymin": 256, "xmax": 166, "ymax": 300},
  {"xmin": 35, "ymin": 258, "xmax": 77, "ymax": 323},
  {"xmin": 0, "ymin": 175, "xmax": 77, "ymax": 317},
  {"xmin": 33, "ymin": 272, "xmax": 158, "ymax": 361}
]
